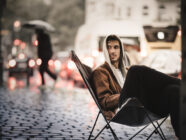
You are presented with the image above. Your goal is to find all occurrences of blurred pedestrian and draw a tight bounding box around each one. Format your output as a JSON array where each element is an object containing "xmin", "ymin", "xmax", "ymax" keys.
[
  {"xmin": 35, "ymin": 29, "xmax": 57, "ymax": 87},
  {"xmin": 92, "ymin": 34, "xmax": 180, "ymax": 138}
]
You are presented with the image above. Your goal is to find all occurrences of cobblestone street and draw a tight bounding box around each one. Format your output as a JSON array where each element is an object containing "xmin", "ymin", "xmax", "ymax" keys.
[{"xmin": 0, "ymin": 86, "xmax": 177, "ymax": 140}]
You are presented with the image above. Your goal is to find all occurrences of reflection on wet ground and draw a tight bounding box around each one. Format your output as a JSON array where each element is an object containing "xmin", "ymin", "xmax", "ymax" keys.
[
  {"xmin": 1, "ymin": 68, "xmax": 177, "ymax": 140},
  {"xmin": 6, "ymin": 70, "xmax": 76, "ymax": 91},
  {"xmin": 0, "ymin": 85, "xmax": 177, "ymax": 140}
]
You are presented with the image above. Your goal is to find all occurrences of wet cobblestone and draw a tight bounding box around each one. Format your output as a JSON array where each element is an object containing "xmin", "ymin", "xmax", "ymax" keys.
[{"xmin": 0, "ymin": 87, "xmax": 177, "ymax": 140}]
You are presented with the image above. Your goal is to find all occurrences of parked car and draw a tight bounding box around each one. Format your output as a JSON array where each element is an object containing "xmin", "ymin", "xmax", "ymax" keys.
[{"xmin": 7, "ymin": 52, "xmax": 36, "ymax": 78}]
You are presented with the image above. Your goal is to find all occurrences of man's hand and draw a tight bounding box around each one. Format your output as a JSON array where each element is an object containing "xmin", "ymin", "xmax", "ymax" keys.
[{"xmin": 126, "ymin": 66, "xmax": 130, "ymax": 71}]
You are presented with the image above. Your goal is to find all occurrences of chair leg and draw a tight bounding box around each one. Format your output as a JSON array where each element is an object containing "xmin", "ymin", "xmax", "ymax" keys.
[
  {"xmin": 145, "ymin": 113, "xmax": 167, "ymax": 140},
  {"xmin": 129, "ymin": 124, "xmax": 150, "ymax": 140},
  {"xmin": 147, "ymin": 117, "xmax": 168, "ymax": 140},
  {"xmin": 155, "ymin": 121, "xmax": 166, "ymax": 139},
  {"xmin": 94, "ymin": 123, "xmax": 119, "ymax": 140},
  {"xmin": 94, "ymin": 124, "xmax": 108, "ymax": 140},
  {"xmin": 88, "ymin": 111, "xmax": 101, "ymax": 140},
  {"xmin": 108, "ymin": 124, "xmax": 119, "ymax": 140}
]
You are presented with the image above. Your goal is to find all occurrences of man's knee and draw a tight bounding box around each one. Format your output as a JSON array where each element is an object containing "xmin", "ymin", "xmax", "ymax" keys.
[{"xmin": 128, "ymin": 65, "xmax": 146, "ymax": 74}]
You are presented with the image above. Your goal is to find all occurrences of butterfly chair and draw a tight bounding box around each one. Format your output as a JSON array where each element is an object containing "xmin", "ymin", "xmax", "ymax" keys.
[{"xmin": 71, "ymin": 50, "xmax": 168, "ymax": 140}]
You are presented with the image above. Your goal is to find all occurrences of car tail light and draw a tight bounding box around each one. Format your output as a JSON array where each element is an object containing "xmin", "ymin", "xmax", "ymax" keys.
[
  {"xmin": 13, "ymin": 39, "xmax": 21, "ymax": 46},
  {"xmin": 8, "ymin": 59, "xmax": 16, "ymax": 67},
  {"xmin": 18, "ymin": 53, "xmax": 26, "ymax": 59},
  {"xmin": 67, "ymin": 60, "xmax": 76, "ymax": 70},
  {"xmin": 33, "ymin": 40, "xmax": 38, "ymax": 47},
  {"xmin": 36, "ymin": 58, "xmax": 42, "ymax": 66},
  {"xmin": 20, "ymin": 42, "xmax": 26, "ymax": 49},
  {"xmin": 28, "ymin": 59, "xmax": 35, "ymax": 68},
  {"xmin": 48, "ymin": 59, "xmax": 54, "ymax": 66}
]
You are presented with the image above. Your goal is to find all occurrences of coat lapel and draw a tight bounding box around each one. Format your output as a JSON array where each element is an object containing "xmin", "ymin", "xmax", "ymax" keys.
[{"xmin": 104, "ymin": 62, "xmax": 121, "ymax": 88}]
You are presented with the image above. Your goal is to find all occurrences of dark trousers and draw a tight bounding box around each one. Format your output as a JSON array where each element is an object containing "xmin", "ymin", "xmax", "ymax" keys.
[
  {"xmin": 39, "ymin": 59, "xmax": 57, "ymax": 85},
  {"xmin": 118, "ymin": 65, "xmax": 180, "ymax": 137}
]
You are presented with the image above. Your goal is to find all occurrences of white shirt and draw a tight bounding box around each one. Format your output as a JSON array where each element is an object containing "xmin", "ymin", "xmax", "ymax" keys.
[{"xmin": 115, "ymin": 69, "xmax": 125, "ymax": 87}]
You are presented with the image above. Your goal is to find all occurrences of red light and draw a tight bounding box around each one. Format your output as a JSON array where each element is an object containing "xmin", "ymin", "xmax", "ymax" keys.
[
  {"xmin": 48, "ymin": 59, "xmax": 54, "ymax": 66},
  {"xmin": 33, "ymin": 40, "xmax": 38, "ymax": 47},
  {"xmin": 60, "ymin": 71, "xmax": 67, "ymax": 78},
  {"xmin": 20, "ymin": 42, "xmax": 26, "ymax": 49},
  {"xmin": 14, "ymin": 39, "xmax": 21, "ymax": 46},
  {"xmin": 178, "ymin": 72, "xmax": 182, "ymax": 79},
  {"xmin": 8, "ymin": 77, "xmax": 17, "ymax": 90},
  {"xmin": 18, "ymin": 80, "xmax": 25, "ymax": 88},
  {"xmin": 67, "ymin": 80, "xmax": 74, "ymax": 90}
]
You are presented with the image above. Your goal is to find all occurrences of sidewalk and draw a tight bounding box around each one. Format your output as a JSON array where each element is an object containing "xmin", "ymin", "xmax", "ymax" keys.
[{"xmin": 0, "ymin": 87, "xmax": 176, "ymax": 140}]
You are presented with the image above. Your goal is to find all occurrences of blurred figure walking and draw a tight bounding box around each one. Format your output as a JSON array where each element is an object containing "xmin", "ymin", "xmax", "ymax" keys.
[{"xmin": 36, "ymin": 29, "xmax": 57, "ymax": 87}]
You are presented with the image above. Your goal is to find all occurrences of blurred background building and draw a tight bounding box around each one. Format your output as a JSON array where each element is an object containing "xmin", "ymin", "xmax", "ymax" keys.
[
  {"xmin": 85, "ymin": 0, "xmax": 180, "ymax": 24},
  {"xmin": 1, "ymin": 0, "xmax": 181, "ymax": 87},
  {"xmin": 75, "ymin": 0, "xmax": 181, "ymax": 68}
]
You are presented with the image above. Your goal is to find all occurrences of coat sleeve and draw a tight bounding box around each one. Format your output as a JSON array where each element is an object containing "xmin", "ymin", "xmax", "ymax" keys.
[{"xmin": 92, "ymin": 69, "xmax": 120, "ymax": 110}]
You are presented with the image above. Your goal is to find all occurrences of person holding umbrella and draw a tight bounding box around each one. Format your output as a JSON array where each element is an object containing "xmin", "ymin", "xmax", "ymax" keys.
[
  {"xmin": 36, "ymin": 28, "xmax": 57, "ymax": 87},
  {"xmin": 22, "ymin": 20, "xmax": 57, "ymax": 88}
]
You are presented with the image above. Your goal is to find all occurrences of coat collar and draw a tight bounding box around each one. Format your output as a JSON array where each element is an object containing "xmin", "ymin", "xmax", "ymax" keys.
[{"xmin": 103, "ymin": 62, "xmax": 121, "ymax": 88}]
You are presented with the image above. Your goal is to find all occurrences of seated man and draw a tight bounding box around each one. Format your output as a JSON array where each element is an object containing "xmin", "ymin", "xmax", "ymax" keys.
[{"xmin": 92, "ymin": 34, "xmax": 180, "ymax": 138}]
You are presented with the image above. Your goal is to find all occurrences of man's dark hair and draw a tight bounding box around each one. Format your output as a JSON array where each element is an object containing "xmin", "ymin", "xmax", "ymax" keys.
[{"xmin": 106, "ymin": 35, "xmax": 122, "ymax": 49}]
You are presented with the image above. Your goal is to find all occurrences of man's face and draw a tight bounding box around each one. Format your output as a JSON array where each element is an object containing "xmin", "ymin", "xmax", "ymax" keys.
[{"xmin": 107, "ymin": 40, "xmax": 121, "ymax": 64}]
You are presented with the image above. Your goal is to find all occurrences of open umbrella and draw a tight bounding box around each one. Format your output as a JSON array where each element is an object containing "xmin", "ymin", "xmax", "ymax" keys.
[{"xmin": 22, "ymin": 20, "xmax": 55, "ymax": 32}]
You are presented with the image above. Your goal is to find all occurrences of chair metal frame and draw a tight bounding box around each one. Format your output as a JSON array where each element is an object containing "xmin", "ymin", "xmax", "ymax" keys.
[{"xmin": 71, "ymin": 50, "xmax": 168, "ymax": 140}]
